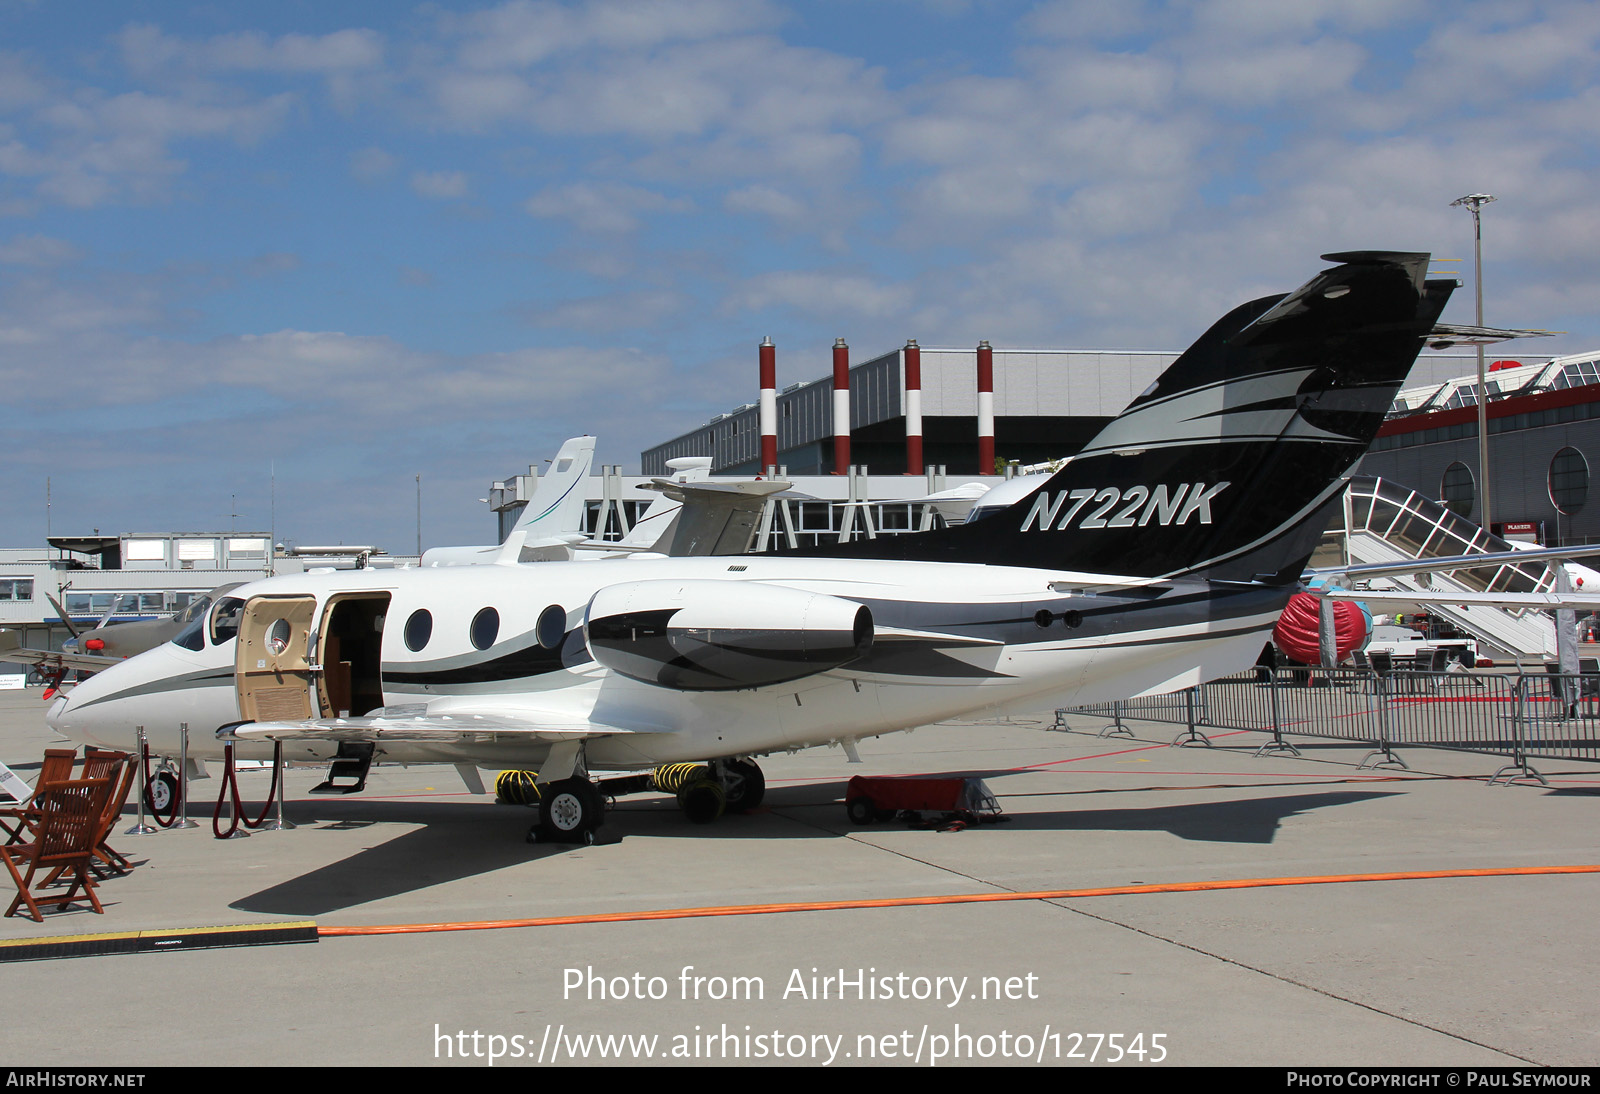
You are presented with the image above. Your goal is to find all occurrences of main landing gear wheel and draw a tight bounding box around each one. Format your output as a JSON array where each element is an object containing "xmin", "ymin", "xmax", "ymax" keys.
[
  {"xmin": 718, "ymin": 759, "xmax": 766, "ymax": 813},
  {"xmin": 530, "ymin": 778, "xmax": 603, "ymax": 845},
  {"xmin": 846, "ymin": 795, "xmax": 878, "ymax": 826},
  {"xmin": 145, "ymin": 770, "xmax": 179, "ymax": 814}
]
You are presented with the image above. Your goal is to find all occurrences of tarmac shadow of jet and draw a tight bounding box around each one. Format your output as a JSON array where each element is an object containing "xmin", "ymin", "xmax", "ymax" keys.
[
  {"xmin": 1009, "ymin": 790, "xmax": 1399, "ymax": 843},
  {"xmin": 228, "ymin": 799, "xmax": 553, "ymax": 916}
]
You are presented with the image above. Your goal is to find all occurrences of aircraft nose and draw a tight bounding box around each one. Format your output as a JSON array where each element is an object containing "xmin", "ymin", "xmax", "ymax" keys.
[
  {"xmin": 44, "ymin": 692, "xmax": 69, "ymax": 734},
  {"xmin": 60, "ymin": 637, "xmax": 78, "ymax": 654}
]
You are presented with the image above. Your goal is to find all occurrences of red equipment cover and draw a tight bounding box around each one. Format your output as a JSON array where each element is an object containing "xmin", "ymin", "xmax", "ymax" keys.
[
  {"xmin": 1273, "ymin": 592, "xmax": 1368, "ymax": 666},
  {"xmin": 847, "ymin": 776, "xmax": 979, "ymax": 813}
]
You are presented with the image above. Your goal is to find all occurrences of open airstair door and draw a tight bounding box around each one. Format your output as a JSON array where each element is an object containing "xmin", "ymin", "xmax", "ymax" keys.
[
  {"xmin": 236, "ymin": 595, "xmax": 320, "ymax": 723},
  {"xmin": 315, "ymin": 592, "xmax": 389, "ymax": 719},
  {"xmin": 236, "ymin": 592, "xmax": 392, "ymax": 725}
]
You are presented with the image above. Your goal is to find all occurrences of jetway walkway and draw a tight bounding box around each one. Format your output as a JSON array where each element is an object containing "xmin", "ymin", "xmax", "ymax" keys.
[{"xmin": 1338, "ymin": 477, "xmax": 1562, "ymax": 662}]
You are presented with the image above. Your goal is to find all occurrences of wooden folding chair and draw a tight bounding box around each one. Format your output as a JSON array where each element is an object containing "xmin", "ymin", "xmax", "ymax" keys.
[
  {"xmin": 2, "ymin": 777, "xmax": 111, "ymax": 922},
  {"xmin": 0, "ymin": 749, "xmax": 77, "ymax": 846},
  {"xmin": 80, "ymin": 750, "xmax": 135, "ymax": 876}
]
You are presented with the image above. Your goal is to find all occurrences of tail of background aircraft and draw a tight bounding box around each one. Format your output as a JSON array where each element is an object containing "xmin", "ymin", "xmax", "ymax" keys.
[
  {"xmin": 809, "ymin": 251, "xmax": 1454, "ymax": 582},
  {"xmin": 496, "ymin": 435, "xmax": 596, "ymax": 563},
  {"xmin": 420, "ymin": 435, "xmax": 596, "ymax": 567}
]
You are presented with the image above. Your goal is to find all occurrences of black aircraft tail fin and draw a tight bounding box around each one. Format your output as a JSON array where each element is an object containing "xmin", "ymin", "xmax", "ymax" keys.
[{"xmin": 803, "ymin": 251, "xmax": 1453, "ymax": 581}]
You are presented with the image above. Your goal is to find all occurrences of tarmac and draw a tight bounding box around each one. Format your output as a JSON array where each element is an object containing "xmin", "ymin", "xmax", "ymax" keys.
[{"xmin": 2, "ymin": 684, "xmax": 1598, "ymax": 1068}]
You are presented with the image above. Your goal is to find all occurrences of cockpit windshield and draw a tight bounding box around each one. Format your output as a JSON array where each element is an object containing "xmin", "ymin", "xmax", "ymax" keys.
[
  {"xmin": 171, "ymin": 614, "xmax": 206, "ymax": 652},
  {"xmin": 177, "ymin": 594, "xmax": 213, "ymax": 625}
]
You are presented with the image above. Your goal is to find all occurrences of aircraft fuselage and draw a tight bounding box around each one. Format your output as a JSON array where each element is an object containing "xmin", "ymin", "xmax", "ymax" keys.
[{"xmin": 46, "ymin": 552, "xmax": 1285, "ymax": 772}]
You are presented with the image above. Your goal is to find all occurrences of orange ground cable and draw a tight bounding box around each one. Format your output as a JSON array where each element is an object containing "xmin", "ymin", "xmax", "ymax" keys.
[{"xmin": 318, "ymin": 863, "xmax": 1600, "ymax": 937}]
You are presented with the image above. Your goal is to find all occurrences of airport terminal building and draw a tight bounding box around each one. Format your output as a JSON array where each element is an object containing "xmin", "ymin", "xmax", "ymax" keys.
[
  {"xmin": 642, "ymin": 343, "xmax": 1183, "ymax": 477},
  {"xmin": 642, "ymin": 338, "xmax": 1506, "ymax": 478},
  {"xmin": 1360, "ymin": 350, "xmax": 1600, "ymax": 546}
]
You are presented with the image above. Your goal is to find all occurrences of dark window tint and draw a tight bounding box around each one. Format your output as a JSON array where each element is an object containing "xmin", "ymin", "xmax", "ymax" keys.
[
  {"xmin": 1550, "ymin": 447, "xmax": 1588, "ymax": 516},
  {"xmin": 537, "ymin": 604, "xmax": 566, "ymax": 649},
  {"xmin": 404, "ymin": 609, "xmax": 432, "ymax": 652},
  {"xmin": 1440, "ymin": 462, "xmax": 1474, "ymax": 519},
  {"xmin": 171, "ymin": 615, "xmax": 205, "ymax": 652},
  {"xmin": 471, "ymin": 607, "xmax": 499, "ymax": 651},
  {"xmin": 210, "ymin": 597, "xmax": 245, "ymax": 645}
]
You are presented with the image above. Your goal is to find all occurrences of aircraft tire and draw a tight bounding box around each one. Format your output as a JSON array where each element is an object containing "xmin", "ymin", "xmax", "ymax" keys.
[
  {"xmin": 720, "ymin": 759, "xmax": 765, "ymax": 813},
  {"xmin": 145, "ymin": 771, "xmax": 179, "ymax": 814},
  {"xmin": 537, "ymin": 778, "xmax": 603, "ymax": 844},
  {"xmin": 846, "ymin": 796, "xmax": 878, "ymax": 826}
]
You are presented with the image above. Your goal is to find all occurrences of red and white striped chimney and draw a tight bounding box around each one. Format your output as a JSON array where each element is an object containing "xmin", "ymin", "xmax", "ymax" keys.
[
  {"xmin": 904, "ymin": 338, "xmax": 922, "ymax": 474},
  {"xmin": 833, "ymin": 337, "xmax": 850, "ymax": 474},
  {"xmin": 976, "ymin": 339, "xmax": 994, "ymax": 474},
  {"xmin": 759, "ymin": 336, "xmax": 777, "ymax": 473}
]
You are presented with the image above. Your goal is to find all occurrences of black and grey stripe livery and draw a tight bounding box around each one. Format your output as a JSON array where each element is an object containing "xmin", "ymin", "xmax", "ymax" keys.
[{"xmin": 801, "ymin": 251, "xmax": 1453, "ymax": 583}]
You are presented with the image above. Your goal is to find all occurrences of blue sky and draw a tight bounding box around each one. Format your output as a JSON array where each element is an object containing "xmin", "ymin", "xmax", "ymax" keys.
[{"xmin": 2, "ymin": 0, "xmax": 1597, "ymax": 552}]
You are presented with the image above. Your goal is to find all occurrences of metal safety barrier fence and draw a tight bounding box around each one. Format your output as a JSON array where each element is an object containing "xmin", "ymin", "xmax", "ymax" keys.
[{"xmin": 1056, "ymin": 667, "xmax": 1600, "ymax": 784}]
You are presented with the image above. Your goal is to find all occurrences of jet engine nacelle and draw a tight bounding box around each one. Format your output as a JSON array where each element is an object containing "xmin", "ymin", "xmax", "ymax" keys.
[{"xmin": 585, "ymin": 579, "xmax": 873, "ymax": 691}]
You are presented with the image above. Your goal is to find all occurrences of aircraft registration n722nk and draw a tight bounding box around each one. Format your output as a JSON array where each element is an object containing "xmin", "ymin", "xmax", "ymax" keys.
[{"xmin": 47, "ymin": 251, "xmax": 1454, "ymax": 843}]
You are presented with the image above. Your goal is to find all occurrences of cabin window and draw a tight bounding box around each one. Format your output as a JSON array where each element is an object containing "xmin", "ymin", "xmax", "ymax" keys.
[
  {"xmin": 404, "ymin": 609, "xmax": 433, "ymax": 652},
  {"xmin": 536, "ymin": 604, "xmax": 566, "ymax": 649},
  {"xmin": 471, "ymin": 607, "xmax": 499, "ymax": 651},
  {"xmin": 210, "ymin": 597, "xmax": 245, "ymax": 645}
]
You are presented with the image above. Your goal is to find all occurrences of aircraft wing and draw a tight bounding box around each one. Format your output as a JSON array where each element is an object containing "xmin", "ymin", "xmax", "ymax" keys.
[
  {"xmin": 221, "ymin": 705, "xmax": 648, "ymax": 745},
  {"xmin": 1309, "ymin": 545, "xmax": 1600, "ymax": 582},
  {"xmin": 650, "ymin": 478, "xmax": 792, "ymax": 556},
  {"xmin": 1319, "ymin": 590, "xmax": 1600, "ymax": 611},
  {"xmin": 0, "ymin": 632, "xmax": 124, "ymax": 675}
]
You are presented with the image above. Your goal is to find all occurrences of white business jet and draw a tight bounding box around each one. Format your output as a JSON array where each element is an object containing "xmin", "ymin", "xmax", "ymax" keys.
[{"xmin": 47, "ymin": 251, "xmax": 1455, "ymax": 843}]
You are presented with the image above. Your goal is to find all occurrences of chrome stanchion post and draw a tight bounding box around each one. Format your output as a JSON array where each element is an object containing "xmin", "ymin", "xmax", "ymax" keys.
[
  {"xmin": 260, "ymin": 739, "xmax": 296, "ymax": 832},
  {"xmin": 173, "ymin": 721, "xmax": 198, "ymax": 829},
  {"xmin": 124, "ymin": 726, "xmax": 158, "ymax": 836}
]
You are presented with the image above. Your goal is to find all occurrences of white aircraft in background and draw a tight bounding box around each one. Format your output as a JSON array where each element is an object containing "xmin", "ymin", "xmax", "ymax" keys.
[
  {"xmin": 421, "ymin": 439, "xmax": 791, "ymax": 568},
  {"xmin": 48, "ymin": 251, "xmax": 1455, "ymax": 843},
  {"xmin": 420, "ymin": 436, "xmax": 597, "ymax": 566}
]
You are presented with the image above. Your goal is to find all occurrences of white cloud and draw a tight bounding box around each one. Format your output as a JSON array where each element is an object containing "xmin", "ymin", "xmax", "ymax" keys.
[
  {"xmin": 727, "ymin": 270, "xmax": 913, "ymax": 320},
  {"xmin": 349, "ymin": 145, "xmax": 396, "ymax": 181},
  {"xmin": 441, "ymin": 0, "xmax": 785, "ymax": 70},
  {"xmin": 410, "ymin": 170, "xmax": 469, "ymax": 199},
  {"xmin": 519, "ymin": 288, "xmax": 690, "ymax": 331},
  {"xmin": 724, "ymin": 184, "xmax": 807, "ymax": 221},
  {"xmin": 0, "ymin": 234, "xmax": 80, "ymax": 265},
  {"xmin": 118, "ymin": 24, "xmax": 385, "ymax": 76},
  {"xmin": 0, "ymin": 87, "xmax": 295, "ymax": 207},
  {"xmin": 1177, "ymin": 38, "xmax": 1367, "ymax": 105},
  {"xmin": 525, "ymin": 181, "xmax": 689, "ymax": 232}
]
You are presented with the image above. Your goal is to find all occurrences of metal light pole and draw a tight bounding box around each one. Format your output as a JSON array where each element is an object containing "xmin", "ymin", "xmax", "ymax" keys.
[{"xmin": 1452, "ymin": 193, "xmax": 1496, "ymax": 529}]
